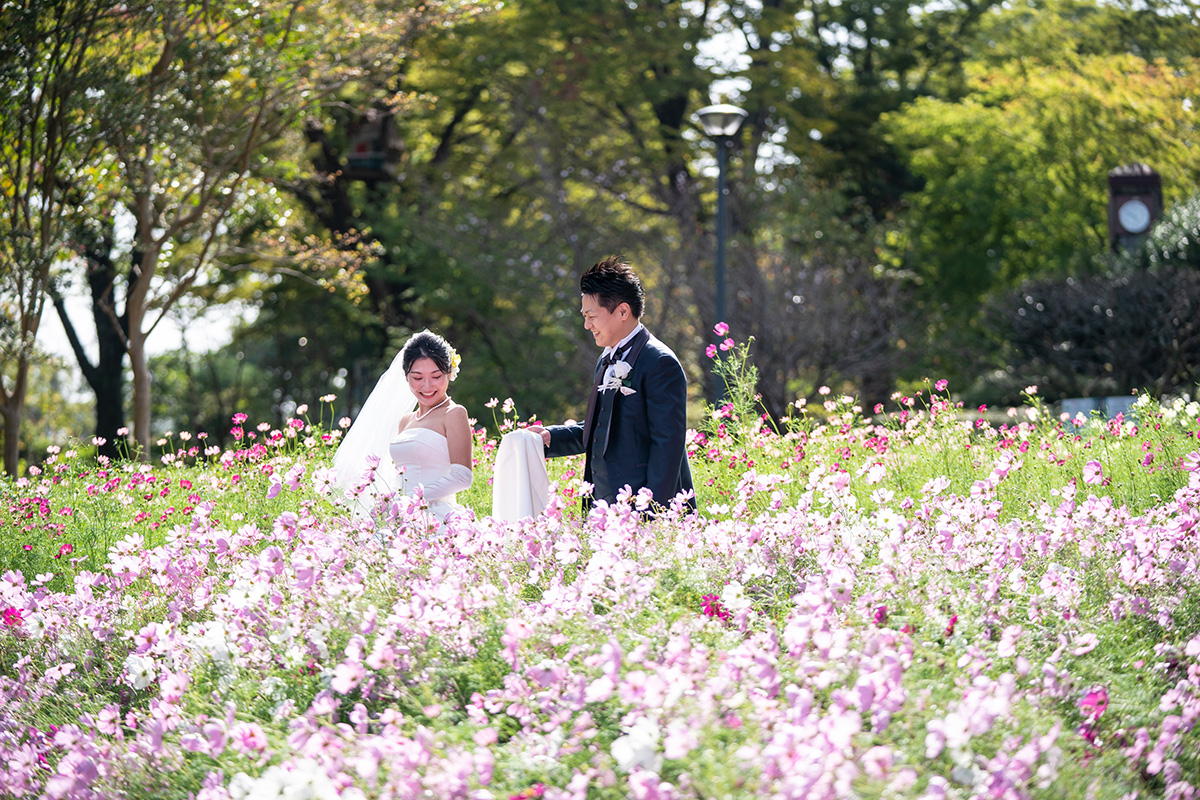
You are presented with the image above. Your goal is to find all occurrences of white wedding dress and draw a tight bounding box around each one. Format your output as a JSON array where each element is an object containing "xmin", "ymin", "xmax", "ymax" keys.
[{"xmin": 388, "ymin": 427, "xmax": 466, "ymax": 521}]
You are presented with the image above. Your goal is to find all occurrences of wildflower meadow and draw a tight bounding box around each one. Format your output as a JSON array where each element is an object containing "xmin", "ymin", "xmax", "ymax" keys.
[{"xmin": 3, "ymin": 331, "xmax": 1200, "ymax": 800}]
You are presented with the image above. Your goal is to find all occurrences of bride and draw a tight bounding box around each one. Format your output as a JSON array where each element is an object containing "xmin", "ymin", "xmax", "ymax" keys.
[{"xmin": 332, "ymin": 330, "xmax": 473, "ymax": 521}]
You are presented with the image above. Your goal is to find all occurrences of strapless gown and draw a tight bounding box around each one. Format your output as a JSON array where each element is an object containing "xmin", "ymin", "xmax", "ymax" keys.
[{"xmin": 388, "ymin": 427, "xmax": 465, "ymax": 520}]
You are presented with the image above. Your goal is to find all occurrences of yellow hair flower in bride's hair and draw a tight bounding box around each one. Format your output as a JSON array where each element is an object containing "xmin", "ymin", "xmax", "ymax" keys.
[{"xmin": 448, "ymin": 348, "xmax": 462, "ymax": 381}]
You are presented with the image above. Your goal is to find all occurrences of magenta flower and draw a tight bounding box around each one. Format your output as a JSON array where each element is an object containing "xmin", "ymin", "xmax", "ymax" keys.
[
  {"xmin": 2, "ymin": 607, "xmax": 22, "ymax": 627},
  {"xmin": 713, "ymin": 321, "xmax": 729, "ymax": 336},
  {"xmin": 935, "ymin": 379, "xmax": 948, "ymax": 392},
  {"xmin": 1079, "ymin": 686, "xmax": 1109, "ymax": 719},
  {"xmin": 1082, "ymin": 460, "xmax": 1104, "ymax": 485},
  {"xmin": 719, "ymin": 337, "xmax": 735, "ymax": 351},
  {"xmin": 944, "ymin": 614, "xmax": 958, "ymax": 637},
  {"xmin": 701, "ymin": 594, "xmax": 730, "ymax": 621},
  {"xmin": 705, "ymin": 344, "xmax": 718, "ymax": 358},
  {"xmin": 873, "ymin": 605, "xmax": 888, "ymax": 625}
]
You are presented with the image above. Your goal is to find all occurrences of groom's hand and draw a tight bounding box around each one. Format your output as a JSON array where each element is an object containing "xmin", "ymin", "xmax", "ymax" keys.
[{"xmin": 527, "ymin": 425, "xmax": 552, "ymax": 446}]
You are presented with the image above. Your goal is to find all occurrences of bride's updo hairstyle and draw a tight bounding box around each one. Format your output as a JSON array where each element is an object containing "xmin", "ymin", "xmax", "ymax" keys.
[{"xmin": 401, "ymin": 330, "xmax": 455, "ymax": 377}]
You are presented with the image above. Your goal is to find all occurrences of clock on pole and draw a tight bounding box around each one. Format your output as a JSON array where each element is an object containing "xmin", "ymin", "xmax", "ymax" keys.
[{"xmin": 1108, "ymin": 164, "xmax": 1162, "ymax": 252}]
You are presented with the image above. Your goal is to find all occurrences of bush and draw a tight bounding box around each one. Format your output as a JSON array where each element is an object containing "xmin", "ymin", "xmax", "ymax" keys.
[{"xmin": 988, "ymin": 269, "xmax": 1200, "ymax": 401}]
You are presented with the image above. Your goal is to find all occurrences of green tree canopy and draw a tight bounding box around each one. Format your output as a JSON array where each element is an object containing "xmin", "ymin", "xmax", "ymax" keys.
[{"xmin": 883, "ymin": 53, "xmax": 1200, "ymax": 304}]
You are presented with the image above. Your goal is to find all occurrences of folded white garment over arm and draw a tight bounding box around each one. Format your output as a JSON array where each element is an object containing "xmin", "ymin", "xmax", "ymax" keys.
[
  {"xmin": 420, "ymin": 463, "xmax": 473, "ymax": 501},
  {"xmin": 492, "ymin": 429, "xmax": 550, "ymax": 521}
]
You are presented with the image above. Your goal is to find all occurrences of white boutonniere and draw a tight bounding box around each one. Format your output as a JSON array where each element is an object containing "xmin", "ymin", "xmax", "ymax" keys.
[{"xmin": 600, "ymin": 359, "xmax": 637, "ymax": 395}]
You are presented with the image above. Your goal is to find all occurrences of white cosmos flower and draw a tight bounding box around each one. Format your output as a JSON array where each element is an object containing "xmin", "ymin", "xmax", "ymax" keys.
[
  {"xmin": 611, "ymin": 715, "xmax": 662, "ymax": 773},
  {"xmin": 24, "ymin": 613, "xmax": 45, "ymax": 639},
  {"xmin": 123, "ymin": 654, "xmax": 157, "ymax": 690},
  {"xmin": 720, "ymin": 581, "xmax": 752, "ymax": 614}
]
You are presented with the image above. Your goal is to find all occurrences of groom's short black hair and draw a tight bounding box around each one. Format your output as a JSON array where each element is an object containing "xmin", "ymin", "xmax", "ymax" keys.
[{"xmin": 580, "ymin": 255, "xmax": 644, "ymax": 318}]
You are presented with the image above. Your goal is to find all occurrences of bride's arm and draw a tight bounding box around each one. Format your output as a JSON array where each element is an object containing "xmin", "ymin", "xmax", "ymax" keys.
[{"xmin": 444, "ymin": 405, "xmax": 473, "ymax": 468}]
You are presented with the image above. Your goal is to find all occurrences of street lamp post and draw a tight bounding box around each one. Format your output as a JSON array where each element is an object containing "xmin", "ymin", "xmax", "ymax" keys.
[{"xmin": 695, "ymin": 103, "xmax": 747, "ymax": 403}]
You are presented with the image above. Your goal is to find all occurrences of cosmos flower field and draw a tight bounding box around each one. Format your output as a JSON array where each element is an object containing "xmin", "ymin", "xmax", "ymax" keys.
[{"xmin": 2, "ymin": 353, "xmax": 1200, "ymax": 799}]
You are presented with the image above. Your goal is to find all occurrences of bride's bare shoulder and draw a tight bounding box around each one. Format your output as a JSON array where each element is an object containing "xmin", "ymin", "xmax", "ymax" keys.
[{"xmin": 444, "ymin": 402, "xmax": 471, "ymax": 426}]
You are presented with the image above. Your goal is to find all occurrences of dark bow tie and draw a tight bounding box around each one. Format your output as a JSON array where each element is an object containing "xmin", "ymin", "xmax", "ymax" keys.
[{"xmin": 601, "ymin": 345, "xmax": 630, "ymax": 372}]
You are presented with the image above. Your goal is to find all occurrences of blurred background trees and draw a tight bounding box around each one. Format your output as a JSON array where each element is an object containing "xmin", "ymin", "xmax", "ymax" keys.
[{"xmin": 3, "ymin": 0, "xmax": 1199, "ymax": 471}]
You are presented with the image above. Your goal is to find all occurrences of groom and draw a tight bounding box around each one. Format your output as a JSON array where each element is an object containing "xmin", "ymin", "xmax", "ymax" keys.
[{"xmin": 533, "ymin": 255, "xmax": 695, "ymax": 512}]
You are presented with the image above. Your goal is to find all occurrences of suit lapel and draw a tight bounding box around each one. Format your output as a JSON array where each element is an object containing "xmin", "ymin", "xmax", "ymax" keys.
[
  {"xmin": 623, "ymin": 327, "xmax": 650, "ymax": 369},
  {"xmin": 580, "ymin": 355, "xmax": 607, "ymax": 448}
]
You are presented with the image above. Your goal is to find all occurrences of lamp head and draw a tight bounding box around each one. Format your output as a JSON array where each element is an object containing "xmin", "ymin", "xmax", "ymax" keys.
[{"xmin": 696, "ymin": 104, "xmax": 748, "ymax": 137}]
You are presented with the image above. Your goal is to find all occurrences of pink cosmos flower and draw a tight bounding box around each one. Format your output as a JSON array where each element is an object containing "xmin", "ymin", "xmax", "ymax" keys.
[
  {"xmin": 2, "ymin": 606, "xmax": 22, "ymax": 627},
  {"xmin": 944, "ymin": 614, "xmax": 958, "ymax": 637},
  {"xmin": 935, "ymin": 379, "xmax": 948, "ymax": 392},
  {"xmin": 133, "ymin": 623, "xmax": 159, "ymax": 654},
  {"xmin": 713, "ymin": 321, "xmax": 729, "ymax": 336},
  {"xmin": 719, "ymin": 337, "xmax": 735, "ymax": 351},
  {"xmin": 1079, "ymin": 686, "xmax": 1109, "ymax": 719},
  {"xmin": 1082, "ymin": 460, "xmax": 1104, "ymax": 485},
  {"xmin": 96, "ymin": 704, "xmax": 120, "ymax": 735},
  {"xmin": 1072, "ymin": 633, "xmax": 1099, "ymax": 655},
  {"xmin": 873, "ymin": 605, "xmax": 888, "ymax": 625},
  {"xmin": 230, "ymin": 722, "xmax": 269, "ymax": 754},
  {"xmin": 161, "ymin": 672, "xmax": 188, "ymax": 703},
  {"xmin": 705, "ymin": 344, "xmax": 718, "ymax": 358},
  {"xmin": 284, "ymin": 464, "xmax": 305, "ymax": 490}
]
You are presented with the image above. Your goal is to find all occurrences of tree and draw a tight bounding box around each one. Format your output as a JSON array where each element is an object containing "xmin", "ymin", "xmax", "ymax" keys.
[
  {"xmin": 47, "ymin": 211, "xmax": 130, "ymax": 460},
  {"xmin": 0, "ymin": 0, "xmax": 120, "ymax": 474},
  {"xmin": 329, "ymin": 0, "xmax": 928, "ymax": 416},
  {"xmin": 271, "ymin": 0, "xmax": 719, "ymax": 422},
  {"xmin": 723, "ymin": 0, "xmax": 1006, "ymax": 217},
  {"xmin": 43, "ymin": 0, "xmax": 451, "ymax": 457},
  {"xmin": 883, "ymin": 3, "xmax": 1200, "ymax": 309}
]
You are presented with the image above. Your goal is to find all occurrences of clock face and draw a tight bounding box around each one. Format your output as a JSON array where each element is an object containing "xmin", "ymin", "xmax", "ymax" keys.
[{"xmin": 1118, "ymin": 198, "xmax": 1152, "ymax": 234}]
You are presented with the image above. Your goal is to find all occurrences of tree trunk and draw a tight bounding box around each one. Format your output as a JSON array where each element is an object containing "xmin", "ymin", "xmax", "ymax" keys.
[
  {"xmin": 53, "ymin": 219, "xmax": 131, "ymax": 460},
  {"xmin": 1, "ymin": 363, "xmax": 29, "ymax": 475},
  {"xmin": 129, "ymin": 332, "xmax": 152, "ymax": 457},
  {"xmin": 89, "ymin": 251, "xmax": 131, "ymax": 458},
  {"xmin": 127, "ymin": 241, "xmax": 157, "ymax": 459}
]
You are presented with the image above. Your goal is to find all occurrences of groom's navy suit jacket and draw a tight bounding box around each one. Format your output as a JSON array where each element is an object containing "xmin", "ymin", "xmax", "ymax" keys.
[{"xmin": 545, "ymin": 327, "xmax": 695, "ymax": 510}]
